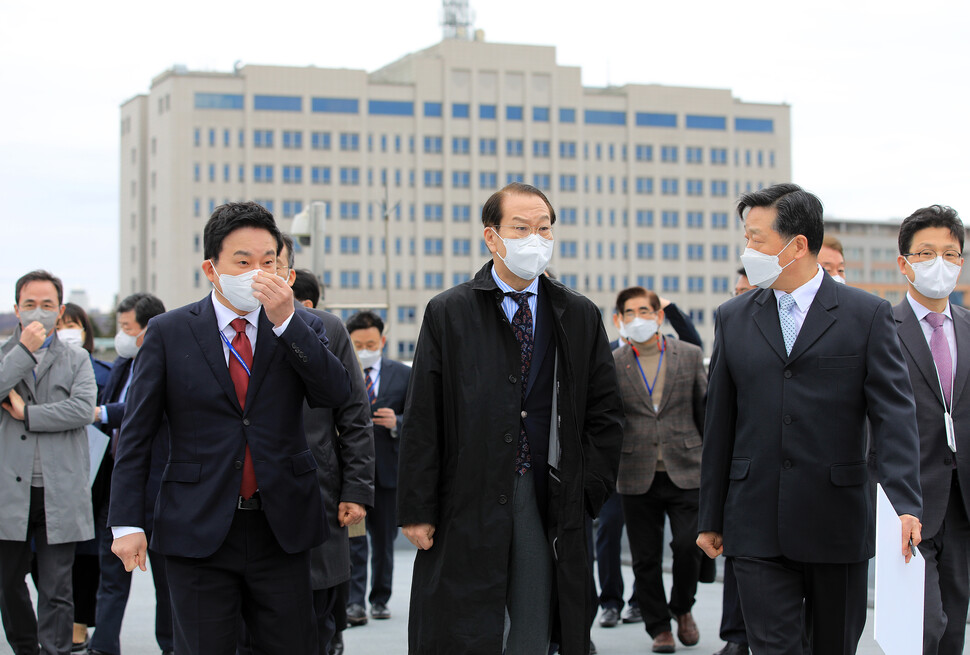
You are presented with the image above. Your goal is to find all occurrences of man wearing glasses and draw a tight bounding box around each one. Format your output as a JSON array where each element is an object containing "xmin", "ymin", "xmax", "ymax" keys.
[
  {"xmin": 880, "ymin": 205, "xmax": 969, "ymax": 655},
  {"xmin": 398, "ymin": 182, "xmax": 624, "ymax": 655}
]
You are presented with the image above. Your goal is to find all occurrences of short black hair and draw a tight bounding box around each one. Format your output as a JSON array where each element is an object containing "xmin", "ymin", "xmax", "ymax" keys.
[
  {"xmin": 280, "ymin": 233, "xmax": 296, "ymax": 269},
  {"xmin": 481, "ymin": 182, "xmax": 557, "ymax": 228},
  {"xmin": 615, "ymin": 286, "xmax": 660, "ymax": 315},
  {"xmin": 15, "ymin": 270, "xmax": 63, "ymax": 305},
  {"xmin": 898, "ymin": 205, "xmax": 964, "ymax": 255},
  {"xmin": 117, "ymin": 293, "xmax": 165, "ymax": 329},
  {"xmin": 346, "ymin": 310, "xmax": 384, "ymax": 335},
  {"xmin": 292, "ymin": 269, "xmax": 321, "ymax": 307},
  {"xmin": 203, "ymin": 201, "xmax": 283, "ymax": 262},
  {"xmin": 738, "ymin": 183, "xmax": 824, "ymax": 254},
  {"xmin": 736, "ymin": 266, "xmax": 747, "ymax": 277},
  {"xmin": 61, "ymin": 303, "xmax": 95, "ymax": 353}
]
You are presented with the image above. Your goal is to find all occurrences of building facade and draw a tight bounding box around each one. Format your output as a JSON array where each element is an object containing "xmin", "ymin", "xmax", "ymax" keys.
[{"xmin": 119, "ymin": 38, "xmax": 791, "ymax": 356}]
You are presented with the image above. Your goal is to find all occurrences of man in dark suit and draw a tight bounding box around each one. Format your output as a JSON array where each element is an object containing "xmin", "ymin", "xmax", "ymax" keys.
[
  {"xmin": 109, "ymin": 202, "xmax": 351, "ymax": 654},
  {"xmin": 88, "ymin": 293, "xmax": 173, "ymax": 655},
  {"xmin": 698, "ymin": 183, "xmax": 923, "ymax": 655},
  {"xmin": 884, "ymin": 205, "xmax": 969, "ymax": 655},
  {"xmin": 346, "ymin": 310, "xmax": 410, "ymax": 625}
]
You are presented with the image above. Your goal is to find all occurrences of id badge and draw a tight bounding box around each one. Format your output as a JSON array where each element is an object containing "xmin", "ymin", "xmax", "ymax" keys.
[{"xmin": 945, "ymin": 411, "xmax": 957, "ymax": 452}]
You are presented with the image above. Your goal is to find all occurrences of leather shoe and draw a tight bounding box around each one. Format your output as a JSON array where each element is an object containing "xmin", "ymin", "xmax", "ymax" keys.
[
  {"xmin": 712, "ymin": 643, "xmax": 748, "ymax": 655},
  {"xmin": 346, "ymin": 602, "xmax": 368, "ymax": 626},
  {"xmin": 622, "ymin": 604, "xmax": 643, "ymax": 623},
  {"xmin": 598, "ymin": 607, "xmax": 620, "ymax": 627},
  {"xmin": 370, "ymin": 602, "xmax": 391, "ymax": 619},
  {"xmin": 675, "ymin": 612, "xmax": 699, "ymax": 646},
  {"xmin": 162, "ymin": 651, "xmax": 175, "ymax": 655},
  {"xmin": 589, "ymin": 640, "xmax": 597, "ymax": 655},
  {"xmin": 652, "ymin": 631, "xmax": 676, "ymax": 653},
  {"xmin": 329, "ymin": 631, "xmax": 344, "ymax": 655}
]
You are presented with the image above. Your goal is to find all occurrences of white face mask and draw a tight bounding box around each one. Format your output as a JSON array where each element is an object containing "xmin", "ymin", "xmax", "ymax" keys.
[
  {"xmin": 210, "ymin": 260, "xmax": 261, "ymax": 313},
  {"xmin": 831, "ymin": 274, "xmax": 846, "ymax": 285},
  {"xmin": 740, "ymin": 236, "xmax": 798, "ymax": 289},
  {"xmin": 57, "ymin": 328, "xmax": 84, "ymax": 348},
  {"xmin": 623, "ymin": 317, "xmax": 659, "ymax": 344},
  {"xmin": 490, "ymin": 228, "xmax": 555, "ymax": 281},
  {"xmin": 905, "ymin": 257, "xmax": 962, "ymax": 300},
  {"xmin": 356, "ymin": 348, "xmax": 382, "ymax": 370},
  {"xmin": 114, "ymin": 328, "xmax": 145, "ymax": 359}
]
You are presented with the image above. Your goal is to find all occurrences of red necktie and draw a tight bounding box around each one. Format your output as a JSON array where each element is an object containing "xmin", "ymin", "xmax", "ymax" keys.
[{"xmin": 229, "ymin": 318, "xmax": 257, "ymax": 499}]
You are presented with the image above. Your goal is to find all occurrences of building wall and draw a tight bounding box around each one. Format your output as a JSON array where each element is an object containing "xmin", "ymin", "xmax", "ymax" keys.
[{"xmin": 122, "ymin": 39, "xmax": 791, "ymax": 355}]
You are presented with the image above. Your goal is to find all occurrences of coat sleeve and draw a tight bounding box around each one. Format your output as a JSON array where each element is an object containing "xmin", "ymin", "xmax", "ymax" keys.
[
  {"xmin": 24, "ymin": 351, "xmax": 96, "ymax": 432},
  {"xmin": 0, "ymin": 342, "xmax": 36, "ymax": 399},
  {"xmin": 698, "ymin": 310, "xmax": 736, "ymax": 534},
  {"xmin": 325, "ymin": 318, "xmax": 375, "ymax": 509},
  {"xmin": 396, "ymin": 303, "xmax": 443, "ymax": 527},
  {"xmin": 279, "ymin": 312, "xmax": 351, "ymax": 410},
  {"xmin": 691, "ymin": 348, "xmax": 708, "ymax": 436},
  {"xmin": 581, "ymin": 310, "xmax": 625, "ymax": 518},
  {"xmin": 865, "ymin": 300, "xmax": 922, "ymax": 518},
  {"xmin": 664, "ymin": 302, "xmax": 703, "ymax": 349}
]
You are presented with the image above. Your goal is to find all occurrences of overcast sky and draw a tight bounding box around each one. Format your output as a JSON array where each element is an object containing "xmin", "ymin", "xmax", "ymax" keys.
[{"xmin": 1, "ymin": 0, "xmax": 967, "ymax": 311}]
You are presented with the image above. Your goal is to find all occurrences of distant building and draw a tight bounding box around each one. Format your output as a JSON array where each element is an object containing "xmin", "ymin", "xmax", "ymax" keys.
[
  {"xmin": 119, "ymin": 38, "xmax": 791, "ymax": 355},
  {"xmin": 67, "ymin": 289, "xmax": 91, "ymax": 311}
]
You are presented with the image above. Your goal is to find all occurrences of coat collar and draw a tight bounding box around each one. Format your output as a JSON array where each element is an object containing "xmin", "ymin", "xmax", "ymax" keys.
[
  {"xmin": 752, "ymin": 273, "xmax": 839, "ymax": 364},
  {"xmin": 470, "ymin": 261, "xmax": 572, "ymax": 321},
  {"xmin": 895, "ymin": 300, "xmax": 970, "ymax": 407}
]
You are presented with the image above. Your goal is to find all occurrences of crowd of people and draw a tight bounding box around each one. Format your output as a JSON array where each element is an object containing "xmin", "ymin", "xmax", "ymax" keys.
[{"xmin": 0, "ymin": 184, "xmax": 966, "ymax": 655}]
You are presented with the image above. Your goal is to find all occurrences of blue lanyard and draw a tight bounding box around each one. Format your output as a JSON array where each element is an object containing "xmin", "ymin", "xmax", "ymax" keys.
[
  {"xmin": 220, "ymin": 330, "xmax": 251, "ymax": 377},
  {"xmin": 632, "ymin": 339, "xmax": 664, "ymax": 397}
]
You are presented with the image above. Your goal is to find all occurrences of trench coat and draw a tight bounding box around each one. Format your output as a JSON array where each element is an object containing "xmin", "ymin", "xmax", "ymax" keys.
[
  {"xmin": 397, "ymin": 262, "xmax": 624, "ymax": 655},
  {"xmin": 0, "ymin": 328, "xmax": 97, "ymax": 544}
]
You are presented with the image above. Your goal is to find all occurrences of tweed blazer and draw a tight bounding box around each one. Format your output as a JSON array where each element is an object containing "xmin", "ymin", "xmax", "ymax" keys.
[{"xmin": 613, "ymin": 338, "xmax": 706, "ymax": 494}]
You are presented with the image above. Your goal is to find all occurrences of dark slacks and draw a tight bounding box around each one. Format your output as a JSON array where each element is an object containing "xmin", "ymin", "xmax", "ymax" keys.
[
  {"xmin": 238, "ymin": 585, "xmax": 337, "ymax": 655},
  {"xmin": 621, "ymin": 472, "xmax": 701, "ymax": 638},
  {"xmin": 0, "ymin": 486, "xmax": 77, "ymax": 655},
  {"xmin": 719, "ymin": 557, "xmax": 747, "ymax": 645},
  {"xmin": 594, "ymin": 491, "xmax": 638, "ymax": 611},
  {"xmin": 920, "ymin": 471, "xmax": 970, "ymax": 655},
  {"xmin": 349, "ymin": 485, "xmax": 398, "ymax": 607},
  {"xmin": 165, "ymin": 508, "xmax": 316, "ymax": 655},
  {"xmin": 734, "ymin": 556, "xmax": 867, "ymax": 655}
]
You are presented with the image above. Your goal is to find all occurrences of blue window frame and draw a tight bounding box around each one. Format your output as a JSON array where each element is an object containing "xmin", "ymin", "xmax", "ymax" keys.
[
  {"xmin": 686, "ymin": 179, "xmax": 703, "ymax": 196},
  {"xmin": 533, "ymin": 106, "xmax": 550, "ymax": 122},
  {"xmin": 452, "ymin": 171, "xmax": 471, "ymax": 188},
  {"xmin": 312, "ymin": 97, "xmax": 359, "ymax": 114},
  {"xmin": 253, "ymin": 130, "xmax": 274, "ymax": 148},
  {"xmin": 636, "ymin": 243, "xmax": 654, "ymax": 260},
  {"xmin": 423, "ymin": 204, "xmax": 443, "ymax": 221},
  {"xmin": 662, "ymin": 243, "xmax": 680, "ymax": 260},
  {"xmin": 311, "ymin": 167, "xmax": 331, "ymax": 184},
  {"xmin": 339, "ymin": 271, "xmax": 360, "ymax": 288},
  {"xmin": 712, "ymin": 277, "xmax": 729, "ymax": 294},
  {"xmin": 636, "ymin": 210, "xmax": 654, "ymax": 227},
  {"xmin": 560, "ymin": 207, "xmax": 577, "ymax": 225},
  {"xmin": 662, "ymin": 211, "xmax": 679, "ymax": 227},
  {"xmin": 661, "ymin": 178, "xmax": 679, "ymax": 195},
  {"xmin": 533, "ymin": 174, "xmax": 550, "ymax": 190},
  {"xmin": 368, "ymin": 100, "xmax": 413, "ymax": 116},
  {"xmin": 339, "ymin": 236, "xmax": 360, "ymax": 254},
  {"xmin": 533, "ymin": 140, "xmax": 551, "ymax": 158},
  {"xmin": 282, "ymin": 131, "xmax": 303, "ymax": 149},
  {"xmin": 688, "ymin": 276, "xmax": 705, "ymax": 292},
  {"xmin": 311, "ymin": 132, "xmax": 331, "ymax": 150},
  {"xmin": 506, "ymin": 172, "xmax": 524, "ymax": 184},
  {"xmin": 560, "ymin": 241, "xmax": 578, "ymax": 259},
  {"xmin": 687, "ymin": 244, "xmax": 704, "ymax": 261},
  {"xmin": 452, "ymin": 137, "xmax": 470, "ymax": 155},
  {"xmin": 685, "ymin": 147, "xmax": 703, "ymax": 163},
  {"xmin": 424, "ymin": 102, "xmax": 442, "ymax": 117},
  {"xmin": 194, "ymin": 93, "xmax": 244, "ymax": 110},
  {"xmin": 711, "ymin": 245, "xmax": 729, "ymax": 261},
  {"xmin": 252, "ymin": 164, "xmax": 274, "ymax": 183},
  {"xmin": 254, "ymin": 95, "xmax": 302, "ymax": 112},
  {"xmin": 453, "ymin": 205, "xmax": 471, "ymax": 222},
  {"xmin": 423, "ymin": 136, "xmax": 442, "ymax": 154},
  {"xmin": 636, "ymin": 112, "xmax": 677, "ymax": 128},
  {"xmin": 687, "ymin": 211, "xmax": 704, "ymax": 228},
  {"xmin": 735, "ymin": 117, "xmax": 774, "ymax": 133},
  {"xmin": 711, "ymin": 180, "xmax": 728, "ymax": 197},
  {"xmin": 339, "ymin": 133, "xmax": 359, "ymax": 151},
  {"xmin": 711, "ymin": 212, "xmax": 728, "ymax": 228},
  {"xmin": 479, "ymin": 104, "xmax": 497, "ymax": 120},
  {"xmin": 710, "ymin": 148, "xmax": 727, "ymax": 165},
  {"xmin": 283, "ymin": 165, "xmax": 303, "ymax": 184},
  {"xmin": 424, "ymin": 170, "xmax": 443, "ymax": 187},
  {"xmin": 585, "ymin": 110, "xmax": 625, "ymax": 126},
  {"xmin": 452, "ymin": 238, "xmax": 471, "ymax": 256},
  {"xmin": 424, "ymin": 273, "xmax": 444, "ymax": 290},
  {"xmin": 560, "ymin": 175, "xmax": 577, "ymax": 192},
  {"xmin": 339, "ymin": 167, "xmax": 359, "ymax": 185},
  {"xmin": 424, "ymin": 238, "xmax": 443, "ymax": 256},
  {"xmin": 479, "ymin": 171, "xmax": 497, "ymax": 189},
  {"xmin": 661, "ymin": 146, "xmax": 677, "ymax": 162},
  {"xmin": 506, "ymin": 105, "xmax": 523, "ymax": 121},
  {"xmin": 662, "ymin": 276, "xmax": 680, "ymax": 292},
  {"xmin": 635, "ymin": 144, "xmax": 653, "ymax": 161},
  {"xmin": 686, "ymin": 114, "xmax": 726, "ymax": 130},
  {"xmin": 506, "ymin": 139, "xmax": 524, "ymax": 157},
  {"xmin": 635, "ymin": 177, "xmax": 653, "ymax": 195},
  {"xmin": 339, "ymin": 202, "xmax": 360, "ymax": 220},
  {"xmin": 559, "ymin": 108, "xmax": 576, "ymax": 123},
  {"xmin": 479, "ymin": 138, "xmax": 497, "ymax": 156},
  {"xmin": 451, "ymin": 103, "xmax": 470, "ymax": 119},
  {"xmin": 559, "ymin": 141, "xmax": 577, "ymax": 159}
]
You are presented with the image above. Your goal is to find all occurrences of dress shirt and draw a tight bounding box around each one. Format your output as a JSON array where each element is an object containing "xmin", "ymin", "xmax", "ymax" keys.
[
  {"xmin": 364, "ymin": 356, "xmax": 383, "ymax": 398},
  {"xmin": 773, "ymin": 265, "xmax": 825, "ymax": 337},
  {"xmin": 491, "ymin": 267, "xmax": 539, "ymax": 335},
  {"xmin": 101, "ymin": 363, "xmax": 134, "ymax": 425},
  {"xmin": 907, "ymin": 292, "xmax": 958, "ymax": 382}
]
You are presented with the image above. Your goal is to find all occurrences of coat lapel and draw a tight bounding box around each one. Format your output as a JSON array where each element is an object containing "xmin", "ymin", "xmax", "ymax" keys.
[
  {"xmin": 894, "ymin": 301, "xmax": 943, "ymax": 406},
  {"xmin": 786, "ymin": 275, "xmax": 838, "ymax": 364},
  {"xmin": 525, "ymin": 290, "xmax": 553, "ymax": 400},
  {"xmin": 187, "ymin": 298, "xmax": 242, "ymax": 413},
  {"xmin": 655, "ymin": 339, "xmax": 679, "ymax": 415},
  {"xmin": 244, "ymin": 309, "xmax": 278, "ymax": 411},
  {"xmin": 752, "ymin": 288, "xmax": 789, "ymax": 363},
  {"xmin": 620, "ymin": 346, "xmax": 654, "ymax": 414},
  {"xmin": 32, "ymin": 337, "xmax": 63, "ymax": 387},
  {"xmin": 951, "ymin": 305, "xmax": 970, "ymax": 405}
]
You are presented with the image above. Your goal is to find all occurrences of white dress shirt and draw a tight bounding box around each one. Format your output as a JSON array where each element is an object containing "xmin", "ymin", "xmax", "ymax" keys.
[
  {"xmin": 773, "ymin": 265, "xmax": 825, "ymax": 338},
  {"xmin": 364, "ymin": 356, "xmax": 383, "ymax": 398}
]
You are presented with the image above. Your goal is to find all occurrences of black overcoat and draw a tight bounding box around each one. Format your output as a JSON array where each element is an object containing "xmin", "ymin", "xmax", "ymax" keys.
[{"xmin": 397, "ymin": 262, "xmax": 624, "ymax": 655}]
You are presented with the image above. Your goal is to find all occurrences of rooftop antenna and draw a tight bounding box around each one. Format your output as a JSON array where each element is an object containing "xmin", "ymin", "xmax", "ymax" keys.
[{"xmin": 441, "ymin": 0, "xmax": 474, "ymax": 40}]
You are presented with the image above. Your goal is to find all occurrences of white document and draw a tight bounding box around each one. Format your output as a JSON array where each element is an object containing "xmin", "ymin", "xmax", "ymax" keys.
[
  {"xmin": 874, "ymin": 483, "xmax": 925, "ymax": 655},
  {"xmin": 87, "ymin": 425, "xmax": 110, "ymax": 486}
]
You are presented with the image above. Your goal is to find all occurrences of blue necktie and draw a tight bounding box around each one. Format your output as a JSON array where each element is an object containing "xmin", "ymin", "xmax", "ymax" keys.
[
  {"xmin": 779, "ymin": 294, "xmax": 798, "ymax": 355},
  {"xmin": 506, "ymin": 292, "xmax": 534, "ymax": 476},
  {"xmin": 364, "ymin": 367, "xmax": 376, "ymax": 406}
]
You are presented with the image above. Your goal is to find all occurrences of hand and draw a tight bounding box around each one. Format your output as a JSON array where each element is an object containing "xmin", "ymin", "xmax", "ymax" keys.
[
  {"xmin": 111, "ymin": 532, "xmax": 148, "ymax": 573},
  {"xmin": 403, "ymin": 523, "xmax": 435, "ymax": 550},
  {"xmin": 900, "ymin": 514, "xmax": 922, "ymax": 563},
  {"xmin": 338, "ymin": 501, "xmax": 366, "ymax": 527},
  {"xmin": 251, "ymin": 270, "xmax": 294, "ymax": 328},
  {"xmin": 93, "ymin": 406, "xmax": 102, "ymax": 424},
  {"xmin": 1, "ymin": 389, "xmax": 25, "ymax": 421},
  {"xmin": 696, "ymin": 531, "xmax": 723, "ymax": 559},
  {"xmin": 19, "ymin": 321, "xmax": 47, "ymax": 352},
  {"xmin": 373, "ymin": 407, "xmax": 397, "ymax": 429},
  {"xmin": 658, "ymin": 295, "xmax": 671, "ymax": 309}
]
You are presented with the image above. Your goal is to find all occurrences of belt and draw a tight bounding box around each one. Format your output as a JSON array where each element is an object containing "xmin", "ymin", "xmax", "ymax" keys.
[{"xmin": 237, "ymin": 492, "xmax": 262, "ymax": 511}]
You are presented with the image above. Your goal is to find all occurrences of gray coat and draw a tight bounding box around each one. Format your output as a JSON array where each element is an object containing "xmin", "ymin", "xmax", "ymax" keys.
[{"xmin": 0, "ymin": 329, "xmax": 97, "ymax": 544}]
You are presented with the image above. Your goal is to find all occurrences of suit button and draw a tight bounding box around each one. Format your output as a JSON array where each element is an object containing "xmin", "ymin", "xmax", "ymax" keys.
[
  {"xmin": 243, "ymin": 418, "xmax": 250, "ymax": 426},
  {"xmin": 292, "ymin": 342, "xmax": 299, "ymax": 348},
  {"xmin": 521, "ymin": 410, "xmax": 528, "ymax": 419},
  {"xmin": 504, "ymin": 433, "xmax": 513, "ymax": 444},
  {"xmin": 20, "ymin": 435, "xmax": 26, "ymax": 441},
  {"xmin": 509, "ymin": 375, "xmax": 517, "ymax": 384},
  {"xmin": 15, "ymin": 476, "xmax": 21, "ymax": 482},
  {"xmin": 784, "ymin": 370, "xmax": 792, "ymax": 379},
  {"xmin": 783, "ymin": 460, "xmax": 792, "ymax": 469},
  {"xmin": 783, "ymin": 415, "xmax": 792, "ymax": 425},
  {"xmin": 234, "ymin": 460, "xmax": 243, "ymax": 470},
  {"xmin": 945, "ymin": 457, "xmax": 953, "ymax": 465},
  {"xmin": 498, "ymin": 494, "xmax": 508, "ymax": 505}
]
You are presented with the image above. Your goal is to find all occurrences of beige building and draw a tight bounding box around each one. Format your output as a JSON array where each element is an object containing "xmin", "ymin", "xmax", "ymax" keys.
[{"xmin": 119, "ymin": 38, "xmax": 791, "ymax": 356}]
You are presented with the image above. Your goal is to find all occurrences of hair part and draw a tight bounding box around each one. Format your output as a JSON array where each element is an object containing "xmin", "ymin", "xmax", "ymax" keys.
[
  {"xmin": 292, "ymin": 269, "xmax": 321, "ymax": 307},
  {"xmin": 203, "ymin": 201, "xmax": 283, "ymax": 262},
  {"xmin": 481, "ymin": 182, "xmax": 557, "ymax": 228},
  {"xmin": 615, "ymin": 286, "xmax": 660, "ymax": 315},
  {"xmin": 738, "ymin": 183, "xmax": 825, "ymax": 254},
  {"xmin": 897, "ymin": 204, "xmax": 964, "ymax": 255},
  {"xmin": 15, "ymin": 270, "xmax": 63, "ymax": 305},
  {"xmin": 346, "ymin": 310, "xmax": 385, "ymax": 335}
]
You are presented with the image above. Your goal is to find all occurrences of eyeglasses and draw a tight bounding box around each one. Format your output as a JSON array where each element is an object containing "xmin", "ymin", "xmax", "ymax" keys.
[
  {"xmin": 496, "ymin": 224, "xmax": 554, "ymax": 240},
  {"xmin": 903, "ymin": 250, "xmax": 963, "ymax": 264},
  {"xmin": 623, "ymin": 308, "xmax": 658, "ymax": 319}
]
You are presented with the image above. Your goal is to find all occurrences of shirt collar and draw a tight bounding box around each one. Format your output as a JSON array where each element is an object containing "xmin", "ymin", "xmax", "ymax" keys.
[
  {"xmin": 774, "ymin": 265, "xmax": 825, "ymax": 311},
  {"xmin": 906, "ymin": 291, "xmax": 951, "ymax": 323},
  {"xmin": 210, "ymin": 291, "xmax": 261, "ymax": 332},
  {"xmin": 366, "ymin": 356, "xmax": 383, "ymax": 374},
  {"xmin": 490, "ymin": 267, "xmax": 540, "ymax": 296}
]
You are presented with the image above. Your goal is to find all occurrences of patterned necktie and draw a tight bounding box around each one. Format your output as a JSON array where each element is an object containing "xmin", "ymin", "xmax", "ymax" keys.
[
  {"xmin": 364, "ymin": 367, "xmax": 377, "ymax": 405},
  {"xmin": 925, "ymin": 312, "xmax": 952, "ymax": 406},
  {"xmin": 779, "ymin": 293, "xmax": 798, "ymax": 355},
  {"xmin": 229, "ymin": 318, "xmax": 257, "ymax": 499},
  {"xmin": 506, "ymin": 291, "xmax": 534, "ymax": 476}
]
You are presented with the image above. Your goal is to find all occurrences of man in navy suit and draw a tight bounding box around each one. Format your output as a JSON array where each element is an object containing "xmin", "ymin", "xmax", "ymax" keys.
[
  {"xmin": 346, "ymin": 311, "xmax": 410, "ymax": 625},
  {"xmin": 109, "ymin": 202, "xmax": 351, "ymax": 654}
]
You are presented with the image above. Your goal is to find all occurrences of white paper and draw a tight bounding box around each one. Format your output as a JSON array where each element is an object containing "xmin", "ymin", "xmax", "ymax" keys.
[
  {"xmin": 86, "ymin": 425, "xmax": 110, "ymax": 486},
  {"xmin": 874, "ymin": 483, "xmax": 924, "ymax": 655}
]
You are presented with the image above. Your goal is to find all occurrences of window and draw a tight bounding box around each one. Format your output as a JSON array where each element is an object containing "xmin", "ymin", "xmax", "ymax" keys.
[
  {"xmin": 424, "ymin": 238, "xmax": 443, "ymax": 256},
  {"xmin": 193, "ymin": 163, "xmax": 200, "ymax": 182},
  {"xmin": 453, "ymin": 238, "xmax": 471, "ymax": 256},
  {"xmin": 687, "ymin": 212, "xmax": 704, "ymax": 228},
  {"xmin": 710, "ymin": 148, "xmax": 727, "ymax": 165},
  {"xmin": 193, "ymin": 198, "xmax": 201, "ymax": 217},
  {"xmin": 661, "ymin": 146, "xmax": 678, "ymax": 162},
  {"xmin": 282, "ymin": 200, "xmax": 303, "ymax": 218},
  {"xmin": 282, "ymin": 131, "xmax": 303, "ymax": 149},
  {"xmin": 193, "ymin": 128, "xmax": 200, "ymax": 147},
  {"xmin": 506, "ymin": 139, "xmax": 524, "ymax": 157},
  {"xmin": 533, "ymin": 140, "xmax": 551, "ymax": 158},
  {"xmin": 711, "ymin": 244, "xmax": 729, "ymax": 261},
  {"xmin": 636, "ymin": 112, "xmax": 677, "ymax": 128},
  {"xmin": 339, "ymin": 167, "xmax": 359, "ymax": 185},
  {"xmin": 453, "ymin": 273, "xmax": 471, "ymax": 286},
  {"xmin": 560, "ymin": 175, "xmax": 577, "ymax": 192},
  {"xmin": 424, "ymin": 136, "xmax": 442, "ymax": 154},
  {"xmin": 711, "ymin": 212, "xmax": 729, "ymax": 228},
  {"xmin": 559, "ymin": 107, "xmax": 576, "ymax": 123},
  {"xmin": 687, "ymin": 276, "xmax": 705, "ymax": 293},
  {"xmin": 424, "ymin": 204, "xmax": 443, "ymax": 222},
  {"xmin": 253, "ymin": 130, "xmax": 274, "ymax": 148},
  {"xmin": 661, "ymin": 178, "xmax": 679, "ymax": 195},
  {"xmin": 533, "ymin": 106, "xmax": 550, "ymax": 122},
  {"xmin": 479, "ymin": 104, "xmax": 497, "ymax": 120},
  {"xmin": 506, "ymin": 105, "xmax": 523, "ymax": 121},
  {"xmin": 560, "ymin": 241, "xmax": 578, "ymax": 258},
  {"xmin": 636, "ymin": 210, "xmax": 654, "ymax": 227},
  {"xmin": 283, "ymin": 166, "xmax": 303, "ymax": 184},
  {"xmin": 425, "ymin": 272, "xmax": 444, "ymax": 290},
  {"xmin": 687, "ymin": 244, "xmax": 704, "ymax": 260},
  {"xmin": 238, "ymin": 165, "xmax": 245, "ymax": 182},
  {"xmin": 452, "ymin": 171, "xmax": 471, "ymax": 188},
  {"xmin": 339, "ymin": 133, "xmax": 359, "ymax": 151},
  {"xmin": 311, "ymin": 166, "xmax": 331, "ymax": 185},
  {"xmin": 480, "ymin": 138, "xmax": 497, "ymax": 156},
  {"xmin": 559, "ymin": 141, "xmax": 577, "ymax": 159},
  {"xmin": 208, "ymin": 129, "xmax": 215, "ymax": 147},
  {"xmin": 560, "ymin": 208, "xmax": 577, "ymax": 225},
  {"xmin": 398, "ymin": 306, "xmax": 417, "ymax": 324},
  {"xmin": 635, "ymin": 144, "xmax": 653, "ymax": 161},
  {"xmin": 584, "ymin": 110, "xmax": 626, "ymax": 126},
  {"xmin": 339, "ymin": 237, "xmax": 360, "ymax": 255},
  {"xmin": 238, "ymin": 129, "xmax": 245, "ymax": 147},
  {"xmin": 223, "ymin": 164, "xmax": 230, "ymax": 182},
  {"xmin": 310, "ymin": 132, "xmax": 331, "ymax": 150},
  {"xmin": 686, "ymin": 147, "xmax": 703, "ymax": 163},
  {"xmin": 339, "ymin": 202, "xmax": 360, "ymax": 220},
  {"xmin": 398, "ymin": 341, "xmax": 417, "ymax": 358},
  {"xmin": 253, "ymin": 165, "xmax": 274, "ymax": 183},
  {"xmin": 452, "ymin": 103, "xmax": 470, "ymax": 119},
  {"xmin": 662, "ymin": 243, "xmax": 680, "ymax": 260},
  {"xmin": 711, "ymin": 180, "xmax": 728, "ymax": 197},
  {"xmin": 339, "ymin": 271, "xmax": 360, "ymax": 289},
  {"xmin": 636, "ymin": 243, "xmax": 654, "ymax": 260},
  {"xmin": 635, "ymin": 177, "xmax": 654, "ymax": 195},
  {"xmin": 424, "ymin": 170, "xmax": 443, "ymax": 187},
  {"xmin": 207, "ymin": 164, "xmax": 215, "ymax": 182},
  {"xmin": 735, "ymin": 117, "xmax": 774, "ymax": 133},
  {"xmin": 662, "ymin": 211, "xmax": 679, "ymax": 227},
  {"xmin": 662, "ymin": 276, "xmax": 680, "ymax": 292},
  {"xmin": 533, "ymin": 174, "xmax": 550, "ymax": 190},
  {"xmin": 424, "ymin": 102, "xmax": 442, "ymax": 117},
  {"xmin": 452, "ymin": 137, "xmax": 470, "ymax": 155},
  {"xmin": 506, "ymin": 172, "xmax": 524, "ymax": 184},
  {"xmin": 480, "ymin": 171, "xmax": 497, "ymax": 189},
  {"xmin": 686, "ymin": 179, "xmax": 703, "ymax": 196}
]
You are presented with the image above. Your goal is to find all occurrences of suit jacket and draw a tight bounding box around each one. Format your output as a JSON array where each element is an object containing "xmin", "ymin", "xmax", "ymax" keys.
[
  {"xmin": 0, "ymin": 330, "xmax": 97, "ymax": 543},
  {"xmin": 613, "ymin": 339, "xmax": 706, "ymax": 495},
  {"xmin": 699, "ymin": 273, "xmax": 922, "ymax": 563},
  {"xmin": 304, "ymin": 307, "xmax": 375, "ymax": 590},
  {"xmin": 886, "ymin": 299, "xmax": 970, "ymax": 537},
  {"xmin": 371, "ymin": 357, "xmax": 411, "ymax": 490},
  {"xmin": 108, "ymin": 296, "xmax": 351, "ymax": 558}
]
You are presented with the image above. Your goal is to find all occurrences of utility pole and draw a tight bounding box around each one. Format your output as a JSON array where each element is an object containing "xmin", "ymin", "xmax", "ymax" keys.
[{"xmin": 376, "ymin": 183, "xmax": 400, "ymax": 333}]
